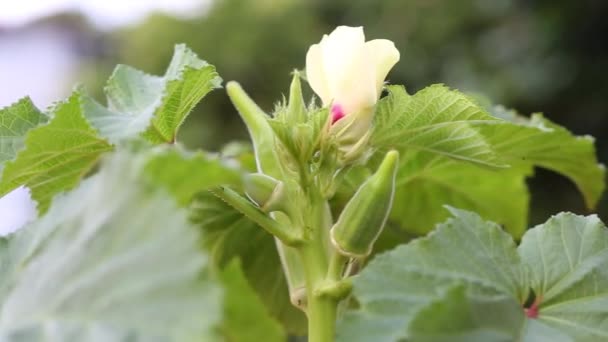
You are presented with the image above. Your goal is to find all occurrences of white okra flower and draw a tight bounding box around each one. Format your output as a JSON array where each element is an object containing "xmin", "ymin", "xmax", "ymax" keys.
[
  {"xmin": 306, "ymin": 26, "xmax": 399, "ymax": 161},
  {"xmin": 306, "ymin": 26, "xmax": 400, "ymax": 124}
]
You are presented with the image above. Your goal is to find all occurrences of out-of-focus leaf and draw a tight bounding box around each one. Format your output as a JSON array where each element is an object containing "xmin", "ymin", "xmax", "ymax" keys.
[
  {"xmin": 0, "ymin": 151, "xmax": 221, "ymax": 341},
  {"xmin": 144, "ymin": 146, "xmax": 242, "ymax": 206},
  {"xmin": 219, "ymin": 259, "xmax": 286, "ymax": 342},
  {"xmin": 191, "ymin": 192, "xmax": 307, "ymax": 336}
]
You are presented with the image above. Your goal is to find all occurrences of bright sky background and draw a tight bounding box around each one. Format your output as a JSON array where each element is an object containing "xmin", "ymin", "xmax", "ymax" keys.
[
  {"xmin": 0, "ymin": 187, "xmax": 37, "ymax": 236},
  {"xmin": 0, "ymin": 0, "xmax": 209, "ymax": 29}
]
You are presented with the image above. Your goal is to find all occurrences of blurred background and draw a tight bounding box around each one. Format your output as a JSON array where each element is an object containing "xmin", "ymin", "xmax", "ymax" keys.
[{"xmin": 0, "ymin": 0, "xmax": 606, "ymax": 226}]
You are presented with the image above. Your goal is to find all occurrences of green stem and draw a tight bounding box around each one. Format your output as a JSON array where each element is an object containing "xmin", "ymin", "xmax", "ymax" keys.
[
  {"xmin": 327, "ymin": 249, "xmax": 349, "ymax": 281},
  {"xmin": 300, "ymin": 243, "xmax": 337, "ymax": 342},
  {"xmin": 297, "ymin": 193, "xmax": 340, "ymax": 342},
  {"xmin": 210, "ymin": 187, "xmax": 303, "ymax": 246}
]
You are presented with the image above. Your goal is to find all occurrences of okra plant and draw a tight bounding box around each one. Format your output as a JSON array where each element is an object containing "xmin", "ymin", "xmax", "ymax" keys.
[{"xmin": 0, "ymin": 26, "xmax": 606, "ymax": 342}]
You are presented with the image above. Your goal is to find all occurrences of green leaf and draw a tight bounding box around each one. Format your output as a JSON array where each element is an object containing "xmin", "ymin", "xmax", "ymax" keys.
[
  {"xmin": 0, "ymin": 150, "xmax": 221, "ymax": 341},
  {"xmin": 481, "ymin": 109, "xmax": 605, "ymax": 209},
  {"xmin": 0, "ymin": 98, "xmax": 47, "ymax": 167},
  {"xmin": 390, "ymin": 152, "xmax": 532, "ymax": 236},
  {"xmin": 92, "ymin": 44, "xmax": 222, "ymax": 144},
  {"xmin": 339, "ymin": 209, "xmax": 608, "ymax": 341},
  {"xmin": 337, "ymin": 207, "xmax": 526, "ymax": 342},
  {"xmin": 219, "ymin": 259, "xmax": 286, "ymax": 342},
  {"xmin": 0, "ymin": 44, "xmax": 222, "ymax": 213},
  {"xmin": 518, "ymin": 213, "xmax": 608, "ymax": 341},
  {"xmin": 191, "ymin": 192, "xmax": 307, "ymax": 336},
  {"xmin": 379, "ymin": 102, "xmax": 604, "ymax": 238},
  {"xmin": 144, "ymin": 146, "xmax": 242, "ymax": 206},
  {"xmin": 372, "ymin": 85, "xmax": 504, "ymax": 168},
  {"xmin": 0, "ymin": 92, "xmax": 113, "ymax": 212},
  {"xmin": 407, "ymin": 285, "xmax": 524, "ymax": 342}
]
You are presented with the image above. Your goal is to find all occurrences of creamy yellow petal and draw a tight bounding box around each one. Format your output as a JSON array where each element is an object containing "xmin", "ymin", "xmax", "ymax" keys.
[
  {"xmin": 306, "ymin": 43, "xmax": 331, "ymax": 105},
  {"xmin": 364, "ymin": 39, "xmax": 400, "ymax": 94},
  {"xmin": 332, "ymin": 44, "xmax": 377, "ymax": 115},
  {"xmin": 321, "ymin": 26, "xmax": 366, "ymax": 99}
]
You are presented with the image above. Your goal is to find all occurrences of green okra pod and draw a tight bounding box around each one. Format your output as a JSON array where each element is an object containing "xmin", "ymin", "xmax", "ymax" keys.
[{"xmin": 330, "ymin": 150, "xmax": 399, "ymax": 257}]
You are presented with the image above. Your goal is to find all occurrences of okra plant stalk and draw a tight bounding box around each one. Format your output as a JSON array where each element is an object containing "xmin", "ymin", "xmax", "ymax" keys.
[{"xmin": 222, "ymin": 26, "xmax": 401, "ymax": 341}]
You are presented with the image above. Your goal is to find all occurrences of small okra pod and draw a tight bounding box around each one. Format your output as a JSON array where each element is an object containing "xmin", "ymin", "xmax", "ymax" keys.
[
  {"xmin": 330, "ymin": 150, "xmax": 399, "ymax": 257},
  {"xmin": 244, "ymin": 173, "xmax": 288, "ymax": 213}
]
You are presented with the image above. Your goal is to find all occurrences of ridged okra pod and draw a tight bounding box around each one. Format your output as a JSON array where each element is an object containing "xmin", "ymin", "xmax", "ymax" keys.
[{"xmin": 330, "ymin": 150, "xmax": 399, "ymax": 257}]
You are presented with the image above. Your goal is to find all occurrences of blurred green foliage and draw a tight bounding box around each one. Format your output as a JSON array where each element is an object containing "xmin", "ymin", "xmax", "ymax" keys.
[{"xmin": 82, "ymin": 0, "xmax": 607, "ymax": 223}]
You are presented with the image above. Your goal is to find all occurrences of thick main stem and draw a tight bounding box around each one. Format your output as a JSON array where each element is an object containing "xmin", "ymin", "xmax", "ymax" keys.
[
  {"xmin": 298, "ymin": 193, "xmax": 339, "ymax": 342},
  {"xmin": 300, "ymin": 242, "xmax": 337, "ymax": 342}
]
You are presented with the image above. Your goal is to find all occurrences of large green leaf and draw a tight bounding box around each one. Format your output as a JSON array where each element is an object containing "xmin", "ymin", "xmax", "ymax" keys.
[
  {"xmin": 337, "ymin": 208, "xmax": 526, "ymax": 342},
  {"xmin": 481, "ymin": 109, "xmax": 605, "ymax": 209},
  {"xmin": 90, "ymin": 44, "xmax": 221, "ymax": 144},
  {"xmin": 373, "ymin": 88, "xmax": 604, "ymax": 237},
  {"xmin": 219, "ymin": 259, "xmax": 286, "ymax": 342},
  {"xmin": 0, "ymin": 92, "xmax": 113, "ymax": 212},
  {"xmin": 338, "ymin": 209, "xmax": 608, "ymax": 342},
  {"xmin": 191, "ymin": 192, "xmax": 307, "ymax": 336},
  {"xmin": 372, "ymin": 85, "xmax": 504, "ymax": 168},
  {"xmin": 389, "ymin": 151, "xmax": 531, "ymax": 236},
  {"xmin": 0, "ymin": 151, "xmax": 221, "ymax": 341},
  {"xmin": 0, "ymin": 98, "xmax": 47, "ymax": 167}
]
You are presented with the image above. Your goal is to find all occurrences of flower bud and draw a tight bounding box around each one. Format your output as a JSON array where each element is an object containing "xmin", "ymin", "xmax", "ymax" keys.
[
  {"xmin": 330, "ymin": 150, "xmax": 399, "ymax": 257},
  {"xmin": 243, "ymin": 173, "xmax": 288, "ymax": 213}
]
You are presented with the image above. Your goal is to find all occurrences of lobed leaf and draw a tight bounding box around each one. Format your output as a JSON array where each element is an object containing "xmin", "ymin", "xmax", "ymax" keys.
[
  {"xmin": 373, "ymin": 87, "xmax": 604, "ymax": 238},
  {"xmin": 518, "ymin": 213, "xmax": 608, "ymax": 341},
  {"xmin": 0, "ymin": 44, "xmax": 222, "ymax": 213},
  {"xmin": 372, "ymin": 85, "xmax": 504, "ymax": 168},
  {"xmin": 0, "ymin": 92, "xmax": 113, "ymax": 212},
  {"xmin": 337, "ymin": 208, "xmax": 526, "ymax": 342},
  {"xmin": 219, "ymin": 259, "xmax": 286, "ymax": 342},
  {"xmin": 339, "ymin": 209, "xmax": 608, "ymax": 341}
]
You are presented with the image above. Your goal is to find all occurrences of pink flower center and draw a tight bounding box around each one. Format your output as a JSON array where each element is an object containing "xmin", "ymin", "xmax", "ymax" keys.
[
  {"xmin": 524, "ymin": 297, "xmax": 541, "ymax": 319},
  {"xmin": 331, "ymin": 104, "xmax": 346, "ymax": 124}
]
